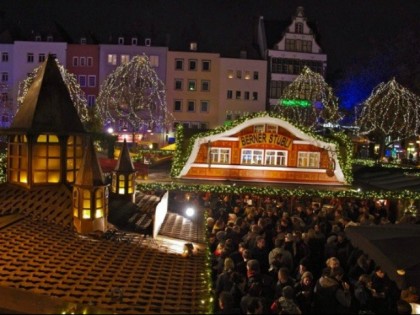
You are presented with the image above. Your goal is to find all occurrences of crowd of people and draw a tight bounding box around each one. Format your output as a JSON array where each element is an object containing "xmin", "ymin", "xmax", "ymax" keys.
[{"xmin": 198, "ymin": 193, "xmax": 419, "ymax": 314}]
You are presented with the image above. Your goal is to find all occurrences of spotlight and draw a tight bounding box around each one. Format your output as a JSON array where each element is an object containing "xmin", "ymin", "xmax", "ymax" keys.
[{"xmin": 185, "ymin": 207, "xmax": 195, "ymax": 218}]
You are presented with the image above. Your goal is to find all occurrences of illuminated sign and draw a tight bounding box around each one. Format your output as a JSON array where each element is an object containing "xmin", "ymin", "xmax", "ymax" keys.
[
  {"xmin": 279, "ymin": 99, "xmax": 311, "ymax": 107},
  {"xmin": 239, "ymin": 133, "xmax": 292, "ymax": 148}
]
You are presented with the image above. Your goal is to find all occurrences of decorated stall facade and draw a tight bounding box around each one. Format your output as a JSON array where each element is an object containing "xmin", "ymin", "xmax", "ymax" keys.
[{"xmin": 177, "ymin": 115, "xmax": 349, "ymax": 185}]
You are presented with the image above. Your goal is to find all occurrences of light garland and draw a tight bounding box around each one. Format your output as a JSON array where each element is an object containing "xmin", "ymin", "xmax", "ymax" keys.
[
  {"xmin": 273, "ymin": 66, "xmax": 342, "ymax": 128},
  {"xmin": 0, "ymin": 150, "xmax": 6, "ymax": 183},
  {"xmin": 17, "ymin": 59, "xmax": 90, "ymax": 125},
  {"xmin": 96, "ymin": 54, "xmax": 174, "ymax": 134},
  {"xmin": 137, "ymin": 182, "xmax": 420, "ymax": 200},
  {"xmin": 355, "ymin": 78, "xmax": 420, "ymax": 156}
]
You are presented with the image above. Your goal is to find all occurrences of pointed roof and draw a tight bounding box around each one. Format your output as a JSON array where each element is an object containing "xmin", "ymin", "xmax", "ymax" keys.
[
  {"xmin": 115, "ymin": 139, "xmax": 135, "ymax": 173},
  {"xmin": 75, "ymin": 140, "xmax": 105, "ymax": 187},
  {"xmin": 9, "ymin": 54, "xmax": 85, "ymax": 135}
]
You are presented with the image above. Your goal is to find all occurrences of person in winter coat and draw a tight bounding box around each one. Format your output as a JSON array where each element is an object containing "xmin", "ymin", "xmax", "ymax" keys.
[{"xmin": 313, "ymin": 266, "xmax": 352, "ymax": 314}]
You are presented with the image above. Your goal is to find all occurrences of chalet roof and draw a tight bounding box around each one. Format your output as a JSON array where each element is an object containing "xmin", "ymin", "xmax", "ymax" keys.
[
  {"xmin": 8, "ymin": 54, "xmax": 86, "ymax": 135},
  {"xmin": 115, "ymin": 139, "xmax": 135, "ymax": 173},
  {"xmin": 75, "ymin": 140, "xmax": 105, "ymax": 187}
]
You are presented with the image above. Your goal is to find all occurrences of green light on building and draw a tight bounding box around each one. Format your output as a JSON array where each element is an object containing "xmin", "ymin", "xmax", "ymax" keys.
[{"xmin": 279, "ymin": 99, "xmax": 311, "ymax": 107}]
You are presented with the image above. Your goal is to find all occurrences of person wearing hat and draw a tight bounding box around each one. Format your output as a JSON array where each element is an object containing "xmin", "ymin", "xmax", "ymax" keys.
[{"xmin": 294, "ymin": 271, "xmax": 315, "ymax": 314}]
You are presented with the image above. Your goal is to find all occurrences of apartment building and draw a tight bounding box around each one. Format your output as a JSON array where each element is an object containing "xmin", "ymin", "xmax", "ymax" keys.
[
  {"xmin": 67, "ymin": 38, "xmax": 100, "ymax": 108},
  {"xmin": 219, "ymin": 56, "xmax": 267, "ymax": 126},
  {"xmin": 257, "ymin": 6, "xmax": 327, "ymax": 110},
  {"xmin": 0, "ymin": 42, "xmax": 13, "ymax": 128},
  {"xmin": 99, "ymin": 37, "xmax": 167, "ymax": 86},
  {"xmin": 166, "ymin": 47, "xmax": 220, "ymax": 130}
]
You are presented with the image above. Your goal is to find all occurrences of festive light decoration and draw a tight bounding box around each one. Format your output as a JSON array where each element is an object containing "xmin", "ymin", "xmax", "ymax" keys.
[
  {"xmin": 280, "ymin": 98, "xmax": 311, "ymax": 107},
  {"xmin": 17, "ymin": 59, "xmax": 90, "ymax": 124},
  {"xmin": 0, "ymin": 82, "xmax": 13, "ymax": 128},
  {"xmin": 170, "ymin": 111, "xmax": 354, "ymax": 184},
  {"xmin": 0, "ymin": 150, "xmax": 6, "ymax": 183},
  {"xmin": 274, "ymin": 66, "xmax": 342, "ymax": 128},
  {"xmin": 96, "ymin": 54, "xmax": 174, "ymax": 135},
  {"xmin": 137, "ymin": 182, "xmax": 420, "ymax": 200},
  {"xmin": 355, "ymin": 78, "xmax": 420, "ymax": 158}
]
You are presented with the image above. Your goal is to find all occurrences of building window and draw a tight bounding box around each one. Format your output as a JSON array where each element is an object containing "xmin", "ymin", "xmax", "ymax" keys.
[
  {"xmin": 78, "ymin": 75, "xmax": 87, "ymax": 87},
  {"xmin": 244, "ymin": 91, "xmax": 250, "ymax": 100},
  {"xmin": 241, "ymin": 149, "xmax": 263, "ymax": 165},
  {"xmin": 201, "ymin": 80, "xmax": 210, "ymax": 91},
  {"xmin": 107, "ymin": 54, "xmax": 117, "ymax": 65},
  {"xmin": 244, "ymin": 71, "xmax": 251, "ymax": 80},
  {"xmin": 236, "ymin": 70, "xmax": 242, "ymax": 79},
  {"xmin": 266, "ymin": 124, "xmax": 278, "ymax": 133},
  {"xmin": 79, "ymin": 57, "xmax": 86, "ymax": 66},
  {"xmin": 27, "ymin": 53, "xmax": 34, "ymax": 63},
  {"xmin": 187, "ymin": 100, "xmax": 195, "ymax": 112},
  {"xmin": 253, "ymin": 71, "xmax": 259, "ymax": 80},
  {"xmin": 88, "ymin": 75, "xmax": 96, "ymax": 87},
  {"xmin": 252, "ymin": 92, "xmax": 258, "ymax": 101},
  {"xmin": 66, "ymin": 135, "xmax": 83, "ymax": 183},
  {"xmin": 188, "ymin": 80, "xmax": 196, "ymax": 91},
  {"xmin": 38, "ymin": 53, "xmax": 45, "ymax": 63},
  {"xmin": 72, "ymin": 56, "xmax": 78, "ymax": 67},
  {"xmin": 1, "ymin": 72, "xmax": 8, "ymax": 82},
  {"xmin": 80, "ymin": 37, "xmax": 87, "ymax": 44},
  {"xmin": 265, "ymin": 150, "xmax": 287, "ymax": 166},
  {"xmin": 1, "ymin": 52, "xmax": 8, "ymax": 62},
  {"xmin": 121, "ymin": 54, "xmax": 130, "ymax": 64},
  {"xmin": 33, "ymin": 134, "xmax": 61, "ymax": 184},
  {"xmin": 175, "ymin": 59, "xmax": 184, "ymax": 70},
  {"xmin": 298, "ymin": 152, "xmax": 320, "ymax": 168},
  {"xmin": 200, "ymin": 100, "xmax": 209, "ymax": 112},
  {"xmin": 236, "ymin": 91, "xmax": 241, "ymax": 100},
  {"xmin": 188, "ymin": 59, "xmax": 197, "ymax": 71},
  {"xmin": 8, "ymin": 135, "xmax": 28, "ymax": 184},
  {"xmin": 302, "ymin": 41, "xmax": 312, "ymax": 53},
  {"xmin": 35, "ymin": 35, "xmax": 41, "ymax": 41},
  {"xmin": 149, "ymin": 55, "xmax": 159, "ymax": 67},
  {"xmin": 118, "ymin": 37, "xmax": 124, "ymax": 45},
  {"xmin": 295, "ymin": 22, "xmax": 303, "ymax": 34},
  {"xmin": 210, "ymin": 148, "xmax": 231, "ymax": 164},
  {"xmin": 47, "ymin": 35, "xmax": 53, "ymax": 42},
  {"xmin": 254, "ymin": 124, "xmax": 265, "ymax": 133},
  {"xmin": 131, "ymin": 37, "xmax": 138, "ymax": 45},
  {"xmin": 174, "ymin": 100, "xmax": 182, "ymax": 112},
  {"xmin": 227, "ymin": 90, "xmax": 233, "ymax": 99},
  {"xmin": 87, "ymin": 95, "xmax": 95, "ymax": 107},
  {"xmin": 202, "ymin": 60, "xmax": 211, "ymax": 71},
  {"xmin": 87, "ymin": 57, "xmax": 93, "ymax": 67},
  {"xmin": 175, "ymin": 79, "xmax": 183, "ymax": 90}
]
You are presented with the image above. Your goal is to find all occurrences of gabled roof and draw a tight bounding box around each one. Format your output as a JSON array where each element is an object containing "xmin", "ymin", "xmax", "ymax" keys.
[
  {"xmin": 8, "ymin": 55, "xmax": 86, "ymax": 135},
  {"xmin": 178, "ymin": 115, "xmax": 346, "ymax": 183},
  {"xmin": 115, "ymin": 139, "xmax": 135, "ymax": 173},
  {"xmin": 75, "ymin": 140, "xmax": 105, "ymax": 187}
]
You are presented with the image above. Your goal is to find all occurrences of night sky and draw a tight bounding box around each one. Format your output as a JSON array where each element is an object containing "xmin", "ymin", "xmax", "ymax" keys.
[{"xmin": 1, "ymin": 0, "xmax": 419, "ymax": 80}]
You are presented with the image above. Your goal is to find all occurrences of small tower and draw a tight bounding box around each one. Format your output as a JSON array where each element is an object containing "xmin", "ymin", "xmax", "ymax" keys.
[
  {"xmin": 4, "ymin": 55, "xmax": 86, "ymax": 188},
  {"xmin": 111, "ymin": 139, "xmax": 136, "ymax": 202},
  {"xmin": 73, "ymin": 140, "xmax": 109, "ymax": 234}
]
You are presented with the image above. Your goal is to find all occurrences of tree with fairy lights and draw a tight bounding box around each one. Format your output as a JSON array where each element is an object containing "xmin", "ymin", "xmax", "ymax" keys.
[
  {"xmin": 274, "ymin": 66, "xmax": 342, "ymax": 128},
  {"xmin": 96, "ymin": 54, "xmax": 173, "ymax": 136},
  {"xmin": 355, "ymin": 78, "xmax": 420, "ymax": 160},
  {"xmin": 17, "ymin": 59, "xmax": 91, "ymax": 127},
  {"xmin": 0, "ymin": 82, "xmax": 13, "ymax": 128}
]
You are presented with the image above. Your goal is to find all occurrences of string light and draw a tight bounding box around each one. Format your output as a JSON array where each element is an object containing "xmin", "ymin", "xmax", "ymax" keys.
[
  {"xmin": 17, "ymin": 59, "xmax": 90, "ymax": 125},
  {"xmin": 355, "ymin": 78, "xmax": 420, "ymax": 156},
  {"xmin": 0, "ymin": 150, "xmax": 6, "ymax": 183},
  {"xmin": 96, "ymin": 54, "xmax": 174, "ymax": 134},
  {"xmin": 273, "ymin": 66, "xmax": 342, "ymax": 128}
]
